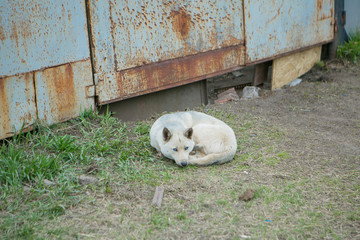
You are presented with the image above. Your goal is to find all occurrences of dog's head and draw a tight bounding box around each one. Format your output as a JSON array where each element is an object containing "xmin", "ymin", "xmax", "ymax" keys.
[{"xmin": 160, "ymin": 127, "xmax": 194, "ymax": 167}]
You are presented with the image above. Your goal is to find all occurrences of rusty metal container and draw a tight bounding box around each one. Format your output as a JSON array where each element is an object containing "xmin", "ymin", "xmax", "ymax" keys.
[{"xmin": 1, "ymin": 0, "xmax": 335, "ymax": 139}]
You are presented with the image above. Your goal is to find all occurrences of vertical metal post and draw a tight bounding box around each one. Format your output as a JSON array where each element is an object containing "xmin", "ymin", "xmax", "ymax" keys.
[{"xmin": 329, "ymin": 0, "xmax": 347, "ymax": 59}]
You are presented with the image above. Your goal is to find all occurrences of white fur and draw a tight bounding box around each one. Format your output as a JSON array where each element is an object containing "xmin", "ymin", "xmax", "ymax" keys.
[{"xmin": 150, "ymin": 111, "xmax": 237, "ymax": 166}]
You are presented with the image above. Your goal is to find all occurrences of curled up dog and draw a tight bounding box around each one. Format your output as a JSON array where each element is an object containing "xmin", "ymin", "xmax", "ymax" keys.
[{"xmin": 150, "ymin": 111, "xmax": 237, "ymax": 167}]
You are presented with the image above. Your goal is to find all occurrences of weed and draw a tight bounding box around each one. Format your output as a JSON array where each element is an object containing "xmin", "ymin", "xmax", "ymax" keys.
[
  {"xmin": 176, "ymin": 210, "xmax": 187, "ymax": 221},
  {"xmin": 149, "ymin": 210, "xmax": 170, "ymax": 228},
  {"xmin": 134, "ymin": 122, "xmax": 150, "ymax": 136},
  {"xmin": 0, "ymin": 143, "xmax": 61, "ymax": 187},
  {"xmin": 315, "ymin": 60, "xmax": 329, "ymax": 71},
  {"xmin": 79, "ymin": 108, "xmax": 96, "ymax": 121},
  {"xmin": 337, "ymin": 30, "xmax": 360, "ymax": 63},
  {"xmin": 49, "ymin": 134, "xmax": 79, "ymax": 153}
]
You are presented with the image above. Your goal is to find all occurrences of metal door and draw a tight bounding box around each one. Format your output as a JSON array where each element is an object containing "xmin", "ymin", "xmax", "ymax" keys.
[
  {"xmin": 244, "ymin": 0, "xmax": 334, "ymax": 63},
  {"xmin": 0, "ymin": 0, "xmax": 94, "ymax": 139},
  {"xmin": 88, "ymin": 0, "xmax": 246, "ymax": 104}
]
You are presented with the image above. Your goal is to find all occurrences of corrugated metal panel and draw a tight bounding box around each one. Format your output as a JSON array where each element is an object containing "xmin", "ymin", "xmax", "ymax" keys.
[
  {"xmin": 244, "ymin": 0, "xmax": 334, "ymax": 63},
  {"xmin": 35, "ymin": 60, "xmax": 94, "ymax": 125},
  {"xmin": 0, "ymin": 73, "xmax": 37, "ymax": 139},
  {"xmin": 89, "ymin": 0, "xmax": 245, "ymax": 104},
  {"xmin": 0, "ymin": 0, "xmax": 90, "ymax": 78}
]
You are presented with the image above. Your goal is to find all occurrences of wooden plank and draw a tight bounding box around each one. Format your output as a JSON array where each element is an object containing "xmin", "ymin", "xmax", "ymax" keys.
[
  {"xmin": 271, "ymin": 46, "xmax": 322, "ymax": 90},
  {"xmin": 253, "ymin": 62, "xmax": 270, "ymax": 86},
  {"xmin": 152, "ymin": 186, "xmax": 164, "ymax": 207}
]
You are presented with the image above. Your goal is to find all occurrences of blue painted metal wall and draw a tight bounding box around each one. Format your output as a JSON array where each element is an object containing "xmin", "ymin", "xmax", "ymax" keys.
[
  {"xmin": 344, "ymin": 0, "xmax": 360, "ymax": 35},
  {"xmin": 244, "ymin": 0, "xmax": 334, "ymax": 63},
  {"xmin": 110, "ymin": 0, "xmax": 244, "ymax": 70},
  {"xmin": 0, "ymin": 0, "xmax": 95, "ymax": 139},
  {"xmin": 0, "ymin": 0, "xmax": 90, "ymax": 78}
]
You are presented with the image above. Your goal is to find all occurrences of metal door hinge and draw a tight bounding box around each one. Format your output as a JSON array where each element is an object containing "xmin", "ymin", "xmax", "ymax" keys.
[{"xmin": 85, "ymin": 85, "xmax": 96, "ymax": 98}]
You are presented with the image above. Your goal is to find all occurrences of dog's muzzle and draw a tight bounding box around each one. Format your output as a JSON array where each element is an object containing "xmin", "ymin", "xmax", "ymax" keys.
[{"xmin": 180, "ymin": 162, "xmax": 188, "ymax": 167}]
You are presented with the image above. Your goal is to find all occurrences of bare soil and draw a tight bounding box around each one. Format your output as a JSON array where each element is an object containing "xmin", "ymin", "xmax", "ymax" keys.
[{"xmin": 44, "ymin": 61, "xmax": 359, "ymax": 239}]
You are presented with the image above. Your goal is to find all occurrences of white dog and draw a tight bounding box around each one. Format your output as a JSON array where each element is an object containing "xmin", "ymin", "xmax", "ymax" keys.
[{"xmin": 150, "ymin": 111, "xmax": 237, "ymax": 167}]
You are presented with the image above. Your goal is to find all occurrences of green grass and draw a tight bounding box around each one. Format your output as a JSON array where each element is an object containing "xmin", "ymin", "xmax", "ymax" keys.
[
  {"xmin": 0, "ymin": 109, "xmax": 175, "ymax": 239},
  {"xmin": 0, "ymin": 107, "xmax": 359, "ymax": 239},
  {"xmin": 337, "ymin": 30, "xmax": 360, "ymax": 63}
]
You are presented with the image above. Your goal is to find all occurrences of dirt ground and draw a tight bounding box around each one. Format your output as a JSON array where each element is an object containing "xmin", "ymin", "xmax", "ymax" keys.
[{"xmin": 35, "ymin": 61, "xmax": 360, "ymax": 239}]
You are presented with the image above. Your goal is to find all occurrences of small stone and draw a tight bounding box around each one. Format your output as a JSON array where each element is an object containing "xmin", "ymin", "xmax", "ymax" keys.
[
  {"xmin": 78, "ymin": 175, "xmax": 99, "ymax": 185},
  {"xmin": 241, "ymin": 86, "xmax": 260, "ymax": 100},
  {"xmin": 239, "ymin": 189, "xmax": 255, "ymax": 202},
  {"xmin": 43, "ymin": 179, "xmax": 55, "ymax": 186},
  {"xmin": 23, "ymin": 186, "xmax": 32, "ymax": 194},
  {"xmin": 215, "ymin": 88, "xmax": 240, "ymax": 104}
]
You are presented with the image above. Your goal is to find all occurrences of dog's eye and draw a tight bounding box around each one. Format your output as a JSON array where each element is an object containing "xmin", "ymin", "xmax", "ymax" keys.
[
  {"xmin": 173, "ymin": 148, "xmax": 178, "ymax": 152},
  {"xmin": 185, "ymin": 147, "xmax": 189, "ymax": 150}
]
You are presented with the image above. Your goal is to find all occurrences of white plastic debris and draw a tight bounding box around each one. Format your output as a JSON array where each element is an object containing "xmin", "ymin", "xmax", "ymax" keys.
[
  {"xmin": 286, "ymin": 78, "xmax": 302, "ymax": 87},
  {"xmin": 232, "ymin": 70, "xmax": 243, "ymax": 77}
]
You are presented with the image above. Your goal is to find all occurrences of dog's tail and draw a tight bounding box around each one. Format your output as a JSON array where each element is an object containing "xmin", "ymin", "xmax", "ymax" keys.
[{"xmin": 189, "ymin": 146, "xmax": 237, "ymax": 166}]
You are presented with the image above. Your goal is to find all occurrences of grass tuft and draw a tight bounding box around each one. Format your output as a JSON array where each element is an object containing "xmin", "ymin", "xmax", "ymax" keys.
[
  {"xmin": 0, "ymin": 143, "xmax": 61, "ymax": 187},
  {"xmin": 337, "ymin": 30, "xmax": 360, "ymax": 63}
]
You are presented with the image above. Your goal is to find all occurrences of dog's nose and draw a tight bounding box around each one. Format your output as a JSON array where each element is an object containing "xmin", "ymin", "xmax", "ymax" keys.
[{"xmin": 181, "ymin": 162, "xmax": 188, "ymax": 167}]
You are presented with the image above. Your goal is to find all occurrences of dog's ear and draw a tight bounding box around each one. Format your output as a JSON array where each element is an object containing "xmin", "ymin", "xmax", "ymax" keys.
[
  {"xmin": 184, "ymin": 128, "xmax": 193, "ymax": 139},
  {"xmin": 163, "ymin": 127, "xmax": 172, "ymax": 142}
]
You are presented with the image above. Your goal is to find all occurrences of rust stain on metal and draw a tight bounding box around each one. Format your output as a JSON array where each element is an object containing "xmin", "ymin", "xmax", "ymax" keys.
[
  {"xmin": 10, "ymin": 21, "xmax": 19, "ymax": 47},
  {"xmin": 53, "ymin": 64, "xmax": 76, "ymax": 120},
  {"xmin": 170, "ymin": 8, "xmax": 192, "ymax": 39},
  {"xmin": 0, "ymin": 73, "xmax": 36, "ymax": 139},
  {"xmin": 103, "ymin": 1, "xmax": 244, "ymax": 71},
  {"xmin": 24, "ymin": 73, "xmax": 36, "ymax": 124},
  {"xmin": 0, "ymin": 16, "xmax": 4, "ymax": 41},
  {"xmin": 39, "ymin": 63, "xmax": 77, "ymax": 122},
  {"xmin": 317, "ymin": 0, "xmax": 333, "ymax": 21},
  {"xmin": 35, "ymin": 59, "xmax": 95, "ymax": 125},
  {"xmin": 317, "ymin": 0, "xmax": 323, "ymax": 11},
  {"xmin": 266, "ymin": 0, "xmax": 283, "ymax": 27},
  {"xmin": 0, "ymin": 78, "xmax": 10, "ymax": 137},
  {"xmin": 98, "ymin": 45, "xmax": 245, "ymax": 104}
]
